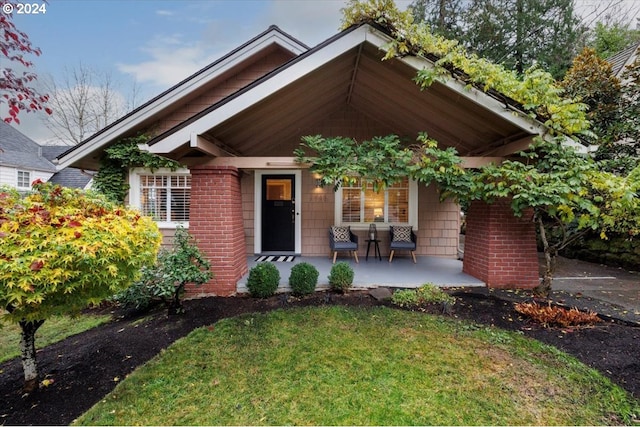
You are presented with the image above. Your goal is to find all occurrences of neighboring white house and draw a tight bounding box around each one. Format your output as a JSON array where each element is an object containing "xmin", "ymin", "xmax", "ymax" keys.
[{"xmin": 0, "ymin": 122, "xmax": 92, "ymax": 190}]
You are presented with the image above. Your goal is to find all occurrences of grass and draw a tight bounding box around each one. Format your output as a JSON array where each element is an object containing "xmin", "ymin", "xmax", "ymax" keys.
[
  {"xmin": 75, "ymin": 306, "xmax": 638, "ymax": 426},
  {"xmin": 0, "ymin": 313, "xmax": 112, "ymax": 363}
]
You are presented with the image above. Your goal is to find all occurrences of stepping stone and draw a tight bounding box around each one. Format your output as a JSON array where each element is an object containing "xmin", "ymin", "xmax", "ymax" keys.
[{"xmin": 369, "ymin": 287, "xmax": 393, "ymax": 301}]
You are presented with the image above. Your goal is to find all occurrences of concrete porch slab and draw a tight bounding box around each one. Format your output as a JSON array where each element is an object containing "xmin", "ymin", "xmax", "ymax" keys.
[{"xmin": 238, "ymin": 255, "xmax": 485, "ymax": 294}]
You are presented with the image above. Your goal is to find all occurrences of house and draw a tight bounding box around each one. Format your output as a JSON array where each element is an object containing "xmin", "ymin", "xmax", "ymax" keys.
[
  {"xmin": 608, "ymin": 40, "xmax": 639, "ymax": 80},
  {"xmin": 55, "ymin": 23, "xmax": 549, "ymax": 296},
  {"xmin": 0, "ymin": 121, "xmax": 58, "ymax": 191},
  {"xmin": 0, "ymin": 122, "xmax": 92, "ymax": 191}
]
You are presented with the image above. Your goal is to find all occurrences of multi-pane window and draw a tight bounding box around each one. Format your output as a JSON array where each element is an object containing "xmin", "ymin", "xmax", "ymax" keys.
[
  {"xmin": 341, "ymin": 178, "xmax": 410, "ymax": 224},
  {"xmin": 139, "ymin": 175, "xmax": 191, "ymax": 222},
  {"xmin": 17, "ymin": 171, "xmax": 31, "ymax": 189}
]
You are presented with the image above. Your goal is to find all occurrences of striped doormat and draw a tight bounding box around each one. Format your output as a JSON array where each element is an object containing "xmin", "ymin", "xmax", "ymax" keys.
[{"xmin": 255, "ymin": 255, "xmax": 296, "ymax": 263}]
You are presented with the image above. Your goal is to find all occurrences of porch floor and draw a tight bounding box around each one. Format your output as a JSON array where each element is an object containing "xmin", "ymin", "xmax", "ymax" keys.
[{"xmin": 238, "ymin": 254, "xmax": 485, "ymax": 294}]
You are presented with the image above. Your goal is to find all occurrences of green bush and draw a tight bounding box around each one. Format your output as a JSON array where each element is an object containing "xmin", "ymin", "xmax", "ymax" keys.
[
  {"xmin": 390, "ymin": 289, "xmax": 419, "ymax": 307},
  {"xmin": 288, "ymin": 262, "xmax": 319, "ymax": 296},
  {"xmin": 392, "ymin": 284, "xmax": 455, "ymax": 308},
  {"xmin": 247, "ymin": 262, "xmax": 280, "ymax": 298},
  {"xmin": 328, "ymin": 262, "xmax": 354, "ymax": 292},
  {"xmin": 114, "ymin": 227, "xmax": 213, "ymax": 315}
]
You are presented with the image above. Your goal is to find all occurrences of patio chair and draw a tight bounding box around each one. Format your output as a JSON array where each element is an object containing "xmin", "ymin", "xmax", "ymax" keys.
[
  {"xmin": 389, "ymin": 225, "xmax": 417, "ymax": 263},
  {"xmin": 329, "ymin": 226, "xmax": 359, "ymax": 263}
]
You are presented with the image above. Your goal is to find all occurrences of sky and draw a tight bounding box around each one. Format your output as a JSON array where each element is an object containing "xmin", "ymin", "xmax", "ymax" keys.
[{"xmin": 2, "ymin": 0, "xmax": 639, "ymax": 144}]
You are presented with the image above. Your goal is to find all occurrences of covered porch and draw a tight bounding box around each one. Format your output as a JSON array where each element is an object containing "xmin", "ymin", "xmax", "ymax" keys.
[{"xmin": 238, "ymin": 255, "xmax": 484, "ymax": 294}]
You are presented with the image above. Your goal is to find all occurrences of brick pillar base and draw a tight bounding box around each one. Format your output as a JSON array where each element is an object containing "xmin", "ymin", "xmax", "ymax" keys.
[
  {"xmin": 463, "ymin": 199, "xmax": 539, "ymax": 289},
  {"xmin": 187, "ymin": 166, "xmax": 248, "ymax": 296}
]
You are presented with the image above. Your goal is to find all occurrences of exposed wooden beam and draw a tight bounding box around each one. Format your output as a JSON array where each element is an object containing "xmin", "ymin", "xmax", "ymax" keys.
[
  {"xmin": 487, "ymin": 136, "xmax": 534, "ymax": 157},
  {"xmin": 469, "ymin": 135, "xmax": 533, "ymax": 157},
  {"xmin": 190, "ymin": 133, "xmax": 238, "ymax": 157},
  {"xmin": 460, "ymin": 157, "xmax": 504, "ymax": 168},
  {"xmin": 346, "ymin": 44, "xmax": 363, "ymax": 106},
  {"xmin": 207, "ymin": 156, "xmax": 311, "ymax": 169},
  {"xmin": 206, "ymin": 156, "xmax": 499, "ymax": 169}
]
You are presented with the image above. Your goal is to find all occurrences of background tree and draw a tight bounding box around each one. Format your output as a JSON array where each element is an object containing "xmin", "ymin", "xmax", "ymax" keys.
[
  {"xmin": 409, "ymin": 0, "xmax": 466, "ymax": 40},
  {"xmin": 0, "ymin": 182, "xmax": 161, "ymax": 393},
  {"xmin": 410, "ymin": 0, "xmax": 585, "ymax": 78},
  {"xmin": 462, "ymin": 0, "xmax": 585, "ymax": 78},
  {"xmin": 0, "ymin": 1, "xmax": 51, "ymax": 124},
  {"xmin": 596, "ymin": 55, "xmax": 640, "ymax": 175},
  {"xmin": 42, "ymin": 63, "xmax": 141, "ymax": 145},
  {"xmin": 562, "ymin": 45, "xmax": 640, "ymax": 175},
  {"xmin": 561, "ymin": 47, "xmax": 621, "ymax": 144},
  {"xmin": 588, "ymin": 21, "xmax": 640, "ymax": 59}
]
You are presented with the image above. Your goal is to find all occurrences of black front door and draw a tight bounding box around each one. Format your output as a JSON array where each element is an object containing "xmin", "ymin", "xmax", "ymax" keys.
[{"xmin": 262, "ymin": 175, "xmax": 295, "ymax": 252}]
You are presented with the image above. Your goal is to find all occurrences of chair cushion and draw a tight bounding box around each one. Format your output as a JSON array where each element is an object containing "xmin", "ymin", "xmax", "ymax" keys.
[
  {"xmin": 392, "ymin": 226, "xmax": 412, "ymax": 242},
  {"xmin": 390, "ymin": 241, "xmax": 415, "ymax": 250},
  {"xmin": 333, "ymin": 241, "xmax": 358, "ymax": 250},
  {"xmin": 332, "ymin": 226, "xmax": 351, "ymax": 242}
]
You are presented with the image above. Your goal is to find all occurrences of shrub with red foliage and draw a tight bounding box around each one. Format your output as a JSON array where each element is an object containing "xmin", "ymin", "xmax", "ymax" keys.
[{"xmin": 515, "ymin": 301, "xmax": 602, "ymax": 328}]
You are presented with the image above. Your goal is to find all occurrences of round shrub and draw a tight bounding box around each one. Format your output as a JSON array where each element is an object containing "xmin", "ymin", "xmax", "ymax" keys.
[
  {"xmin": 328, "ymin": 261, "xmax": 354, "ymax": 292},
  {"xmin": 247, "ymin": 262, "xmax": 280, "ymax": 298},
  {"xmin": 288, "ymin": 262, "xmax": 319, "ymax": 296}
]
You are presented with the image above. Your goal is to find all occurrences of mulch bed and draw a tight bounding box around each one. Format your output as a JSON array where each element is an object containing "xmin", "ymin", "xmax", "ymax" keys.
[{"xmin": 1, "ymin": 289, "xmax": 639, "ymax": 426}]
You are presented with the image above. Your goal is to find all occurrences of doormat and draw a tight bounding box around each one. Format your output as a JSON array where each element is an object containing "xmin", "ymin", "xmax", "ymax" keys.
[{"xmin": 255, "ymin": 255, "xmax": 296, "ymax": 263}]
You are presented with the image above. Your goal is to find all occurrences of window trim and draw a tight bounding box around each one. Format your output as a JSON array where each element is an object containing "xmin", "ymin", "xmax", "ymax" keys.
[
  {"xmin": 129, "ymin": 167, "xmax": 191, "ymax": 229},
  {"xmin": 16, "ymin": 170, "xmax": 31, "ymax": 189},
  {"xmin": 334, "ymin": 179, "xmax": 418, "ymax": 230}
]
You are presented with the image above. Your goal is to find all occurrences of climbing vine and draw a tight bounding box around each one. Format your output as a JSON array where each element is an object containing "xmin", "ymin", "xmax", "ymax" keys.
[
  {"xmin": 93, "ymin": 135, "xmax": 183, "ymax": 203},
  {"xmin": 341, "ymin": 0, "xmax": 591, "ymax": 137},
  {"xmin": 295, "ymin": 133, "xmax": 470, "ymax": 199}
]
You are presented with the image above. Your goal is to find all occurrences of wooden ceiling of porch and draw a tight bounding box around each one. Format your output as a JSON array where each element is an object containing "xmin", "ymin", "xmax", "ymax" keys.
[{"xmin": 200, "ymin": 43, "xmax": 531, "ymax": 159}]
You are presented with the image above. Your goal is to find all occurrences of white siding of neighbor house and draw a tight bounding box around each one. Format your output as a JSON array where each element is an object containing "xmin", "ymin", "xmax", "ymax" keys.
[{"xmin": 0, "ymin": 166, "xmax": 55, "ymax": 189}]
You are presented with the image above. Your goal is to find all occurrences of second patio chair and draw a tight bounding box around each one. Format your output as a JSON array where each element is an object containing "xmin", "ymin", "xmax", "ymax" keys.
[{"xmin": 389, "ymin": 225, "xmax": 417, "ymax": 263}]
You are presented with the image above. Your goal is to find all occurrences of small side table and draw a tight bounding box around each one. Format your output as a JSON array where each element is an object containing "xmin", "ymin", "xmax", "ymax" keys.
[{"xmin": 366, "ymin": 239, "xmax": 382, "ymax": 261}]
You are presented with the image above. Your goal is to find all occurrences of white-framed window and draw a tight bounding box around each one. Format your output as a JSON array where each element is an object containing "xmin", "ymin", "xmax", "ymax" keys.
[
  {"xmin": 129, "ymin": 168, "xmax": 191, "ymax": 227},
  {"xmin": 17, "ymin": 170, "xmax": 31, "ymax": 189},
  {"xmin": 335, "ymin": 177, "xmax": 418, "ymax": 229}
]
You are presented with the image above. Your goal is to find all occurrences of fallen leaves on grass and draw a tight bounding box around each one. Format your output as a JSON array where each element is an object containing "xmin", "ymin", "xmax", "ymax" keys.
[{"xmin": 514, "ymin": 302, "xmax": 602, "ymax": 328}]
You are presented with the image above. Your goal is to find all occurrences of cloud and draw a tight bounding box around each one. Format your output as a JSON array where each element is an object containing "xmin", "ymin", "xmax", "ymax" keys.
[
  {"xmin": 115, "ymin": 1, "xmax": 346, "ymax": 89},
  {"xmin": 116, "ymin": 34, "xmax": 220, "ymax": 89},
  {"xmin": 260, "ymin": 0, "xmax": 345, "ymax": 46}
]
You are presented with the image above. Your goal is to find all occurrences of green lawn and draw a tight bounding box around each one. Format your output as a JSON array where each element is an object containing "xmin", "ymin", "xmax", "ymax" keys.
[
  {"xmin": 75, "ymin": 306, "xmax": 638, "ymax": 426},
  {"xmin": 0, "ymin": 313, "xmax": 112, "ymax": 363}
]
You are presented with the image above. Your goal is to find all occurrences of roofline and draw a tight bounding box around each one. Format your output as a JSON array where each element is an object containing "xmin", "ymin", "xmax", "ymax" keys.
[
  {"xmin": 607, "ymin": 40, "xmax": 640, "ymax": 77},
  {"xmin": 56, "ymin": 25, "xmax": 309, "ymax": 169},
  {"xmin": 0, "ymin": 161, "xmax": 57, "ymax": 173},
  {"xmin": 146, "ymin": 23, "xmax": 553, "ymax": 154}
]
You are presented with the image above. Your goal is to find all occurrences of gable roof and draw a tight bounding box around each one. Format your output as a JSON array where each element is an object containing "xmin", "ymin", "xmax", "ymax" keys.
[
  {"xmin": 55, "ymin": 25, "xmax": 309, "ymax": 170},
  {"xmin": 41, "ymin": 146, "xmax": 93, "ymax": 189},
  {"xmin": 0, "ymin": 122, "xmax": 57, "ymax": 172},
  {"xmin": 58, "ymin": 23, "xmax": 561, "ymax": 171},
  {"xmin": 608, "ymin": 41, "xmax": 640, "ymax": 78}
]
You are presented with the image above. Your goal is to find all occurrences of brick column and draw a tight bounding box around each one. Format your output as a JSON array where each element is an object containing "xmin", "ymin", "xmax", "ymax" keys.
[
  {"xmin": 187, "ymin": 166, "xmax": 248, "ymax": 296},
  {"xmin": 463, "ymin": 199, "xmax": 539, "ymax": 289}
]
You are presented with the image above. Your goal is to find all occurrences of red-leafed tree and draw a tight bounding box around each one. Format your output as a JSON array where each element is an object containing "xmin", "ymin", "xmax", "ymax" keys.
[{"xmin": 0, "ymin": 1, "xmax": 52, "ymax": 124}]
